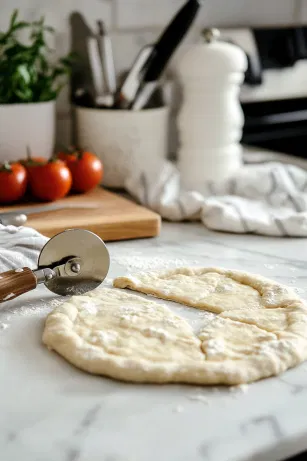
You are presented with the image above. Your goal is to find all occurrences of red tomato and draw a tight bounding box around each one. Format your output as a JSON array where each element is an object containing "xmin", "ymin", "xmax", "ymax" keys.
[
  {"xmin": 19, "ymin": 147, "xmax": 47, "ymax": 172},
  {"xmin": 28, "ymin": 159, "xmax": 72, "ymax": 201},
  {"xmin": 0, "ymin": 162, "xmax": 27, "ymax": 204},
  {"xmin": 57, "ymin": 149, "xmax": 103, "ymax": 193},
  {"xmin": 20, "ymin": 156, "xmax": 46, "ymax": 167}
]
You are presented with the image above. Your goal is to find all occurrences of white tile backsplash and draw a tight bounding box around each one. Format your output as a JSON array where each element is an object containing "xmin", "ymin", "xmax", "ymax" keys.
[
  {"xmin": 56, "ymin": 114, "xmax": 72, "ymax": 148},
  {"xmin": 111, "ymin": 30, "xmax": 159, "ymax": 76},
  {"xmin": 0, "ymin": 0, "xmax": 113, "ymax": 40},
  {"xmin": 199, "ymin": 0, "xmax": 296, "ymax": 27},
  {"xmin": 298, "ymin": 0, "xmax": 307, "ymax": 22},
  {"xmin": 0, "ymin": 0, "xmax": 113, "ymax": 65},
  {"xmin": 116, "ymin": 0, "xmax": 296, "ymax": 30},
  {"xmin": 0, "ymin": 0, "xmax": 303, "ymax": 145},
  {"xmin": 115, "ymin": 0, "xmax": 185, "ymax": 29}
]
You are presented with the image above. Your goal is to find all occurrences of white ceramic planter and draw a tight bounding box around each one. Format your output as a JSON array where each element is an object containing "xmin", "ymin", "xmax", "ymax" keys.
[
  {"xmin": 0, "ymin": 101, "xmax": 55, "ymax": 162},
  {"xmin": 76, "ymin": 106, "xmax": 169, "ymax": 188}
]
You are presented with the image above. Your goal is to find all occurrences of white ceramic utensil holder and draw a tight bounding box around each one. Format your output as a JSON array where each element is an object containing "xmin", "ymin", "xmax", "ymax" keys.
[
  {"xmin": 0, "ymin": 101, "xmax": 55, "ymax": 162},
  {"xmin": 76, "ymin": 106, "xmax": 169, "ymax": 188}
]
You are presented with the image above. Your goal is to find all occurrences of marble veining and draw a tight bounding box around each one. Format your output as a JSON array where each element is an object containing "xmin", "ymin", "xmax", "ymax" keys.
[
  {"xmin": 66, "ymin": 448, "xmax": 80, "ymax": 461},
  {"xmin": 279, "ymin": 374, "xmax": 307, "ymax": 395},
  {"xmin": 1, "ymin": 222, "xmax": 307, "ymax": 461},
  {"xmin": 73, "ymin": 404, "xmax": 102, "ymax": 436},
  {"xmin": 240, "ymin": 415, "xmax": 284, "ymax": 439}
]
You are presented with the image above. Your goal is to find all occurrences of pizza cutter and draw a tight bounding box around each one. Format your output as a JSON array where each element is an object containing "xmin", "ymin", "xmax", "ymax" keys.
[{"xmin": 0, "ymin": 229, "xmax": 110, "ymax": 303}]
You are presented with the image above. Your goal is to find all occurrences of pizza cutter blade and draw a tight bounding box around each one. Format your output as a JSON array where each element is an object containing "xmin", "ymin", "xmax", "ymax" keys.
[{"xmin": 0, "ymin": 229, "xmax": 110, "ymax": 303}]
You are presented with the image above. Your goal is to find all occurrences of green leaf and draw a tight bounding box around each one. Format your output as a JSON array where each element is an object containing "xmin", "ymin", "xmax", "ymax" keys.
[
  {"xmin": 16, "ymin": 64, "xmax": 31, "ymax": 84},
  {"xmin": 15, "ymin": 87, "xmax": 33, "ymax": 101},
  {"xmin": 9, "ymin": 10, "xmax": 18, "ymax": 29},
  {"xmin": 0, "ymin": 10, "xmax": 73, "ymax": 103},
  {"xmin": 11, "ymin": 21, "xmax": 30, "ymax": 32}
]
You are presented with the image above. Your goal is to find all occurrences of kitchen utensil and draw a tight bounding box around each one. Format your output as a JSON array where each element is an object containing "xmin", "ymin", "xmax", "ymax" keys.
[
  {"xmin": 114, "ymin": 45, "xmax": 154, "ymax": 109},
  {"xmin": 87, "ymin": 36, "xmax": 113, "ymax": 107},
  {"xmin": 177, "ymin": 27, "xmax": 247, "ymax": 190},
  {"xmin": 97, "ymin": 21, "xmax": 116, "ymax": 96},
  {"xmin": 0, "ymin": 214, "xmax": 28, "ymax": 227},
  {"xmin": 0, "ymin": 203, "xmax": 99, "ymax": 227},
  {"xmin": 0, "ymin": 228, "xmax": 110, "ymax": 303},
  {"xmin": 74, "ymin": 87, "xmax": 94, "ymax": 108},
  {"xmin": 131, "ymin": 0, "xmax": 203, "ymax": 110},
  {"xmin": 0, "ymin": 188, "xmax": 161, "ymax": 241}
]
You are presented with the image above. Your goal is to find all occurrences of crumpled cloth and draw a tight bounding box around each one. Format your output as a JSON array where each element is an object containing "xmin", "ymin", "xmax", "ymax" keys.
[
  {"xmin": 126, "ymin": 159, "xmax": 307, "ymax": 237},
  {"xmin": 0, "ymin": 225, "xmax": 48, "ymax": 272}
]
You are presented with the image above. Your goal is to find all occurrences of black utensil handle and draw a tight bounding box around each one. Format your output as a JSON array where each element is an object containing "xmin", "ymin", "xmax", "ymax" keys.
[{"xmin": 144, "ymin": 0, "xmax": 203, "ymax": 82}]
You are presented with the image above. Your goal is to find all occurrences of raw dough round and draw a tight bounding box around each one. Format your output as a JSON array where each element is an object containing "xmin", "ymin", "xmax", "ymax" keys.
[{"xmin": 43, "ymin": 268, "xmax": 307, "ymax": 385}]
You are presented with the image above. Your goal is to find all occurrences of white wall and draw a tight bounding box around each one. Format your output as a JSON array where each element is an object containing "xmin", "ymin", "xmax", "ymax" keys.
[{"xmin": 0, "ymin": 0, "xmax": 306, "ymax": 146}]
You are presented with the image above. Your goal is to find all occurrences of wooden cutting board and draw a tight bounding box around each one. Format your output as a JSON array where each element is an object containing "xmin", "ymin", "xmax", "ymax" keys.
[{"xmin": 0, "ymin": 188, "xmax": 161, "ymax": 241}]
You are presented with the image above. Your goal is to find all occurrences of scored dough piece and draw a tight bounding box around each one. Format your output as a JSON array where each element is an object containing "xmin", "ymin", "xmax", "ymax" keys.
[
  {"xmin": 43, "ymin": 280, "xmax": 307, "ymax": 385},
  {"xmin": 221, "ymin": 302, "xmax": 307, "ymax": 338},
  {"xmin": 199, "ymin": 316, "xmax": 307, "ymax": 378},
  {"xmin": 199, "ymin": 316, "xmax": 277, "ymax": 361},
  {"xmin": 113, "ymin": 267, "xmax": 300, "ymax": 313},
  {"xmin": 43, "ymin": 288, "xmax": 206, "ymax": 382}
]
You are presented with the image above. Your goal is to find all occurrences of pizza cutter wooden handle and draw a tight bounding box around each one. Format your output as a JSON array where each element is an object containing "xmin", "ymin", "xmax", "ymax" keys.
[{"xmin": 0, "ymin": 268, "xmax": 37, "ymax": 303}]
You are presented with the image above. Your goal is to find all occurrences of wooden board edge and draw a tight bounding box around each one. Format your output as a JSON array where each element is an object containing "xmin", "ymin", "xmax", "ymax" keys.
[{"xmin": 37, "ymin": 215, "xmax": 162, "ymax": 241}]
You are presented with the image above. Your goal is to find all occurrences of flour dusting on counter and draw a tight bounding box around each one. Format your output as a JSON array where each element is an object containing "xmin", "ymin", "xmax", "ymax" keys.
[
  {"xmin": 294, "ymin": 287, "xmax": 305, "ymax": 294},
  {"xmin": 5, "ymin": 297, "xmax": 64, "ymax": 318},
  {"xmin": 230, "ymin": 384, "xmax": 249, "ymax": 394},
  {"xmin": 264, "ymin": 264, "xmax": 277, "ymax": 270},
  {"xmin": 112, "ymin": 255, "xmax": 199, "ymax": 272},
  {"xmin": 187, "ymin": 394, "xmax": 209, "ymax": 405},
  {"xmin": 173, "ymin": 405, "xmax": 184, "ymax": 413}
]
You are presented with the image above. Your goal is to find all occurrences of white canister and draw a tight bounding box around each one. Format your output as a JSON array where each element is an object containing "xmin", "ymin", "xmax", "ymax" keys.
[
  {"xmin": 177, "ymin": 28, "xmax": 247, "ymax": 192},
  {"xmin": 76, "ymin": 106, "xmax": 169, "ymax": 188},
  {"xmin": 0, "ymin": 101, "xmax": 55, "ymax": 162}
]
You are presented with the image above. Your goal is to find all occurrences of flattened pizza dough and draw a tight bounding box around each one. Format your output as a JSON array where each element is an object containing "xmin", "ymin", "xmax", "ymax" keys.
[
  {"xmin": 113, "ymin": 267, "xmax": 298, "ymax": 312},
  {"xmin": 43, "ymin": 267, "xmax": 307, "ymax": 385}
]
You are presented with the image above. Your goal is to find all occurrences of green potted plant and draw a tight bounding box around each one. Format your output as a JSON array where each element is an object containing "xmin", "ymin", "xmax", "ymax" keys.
[{"xmin": 0, "ymin": 10, "xmax": 74, "ymax": 161}]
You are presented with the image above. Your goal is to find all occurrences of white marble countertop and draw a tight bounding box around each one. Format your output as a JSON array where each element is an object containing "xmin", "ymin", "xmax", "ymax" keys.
[{"xmin": 1, "ymin": 222, "xmax": 307, "ymax": 461}]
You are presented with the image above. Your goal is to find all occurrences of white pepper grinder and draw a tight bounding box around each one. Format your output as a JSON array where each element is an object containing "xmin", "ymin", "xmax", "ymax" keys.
[{"xmin": 177, "ymin": 28, "xmax": 248, "ymax": 192}]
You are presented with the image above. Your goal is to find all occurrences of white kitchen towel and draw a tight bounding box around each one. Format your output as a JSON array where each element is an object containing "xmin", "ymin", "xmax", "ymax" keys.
[
  {"xmin": 0, "ymin": 225, "xmax": 48, "ymax": 272},
  {"xmin": 126, "ymin": 160, "xmax": 307, "ymax": 237}
]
